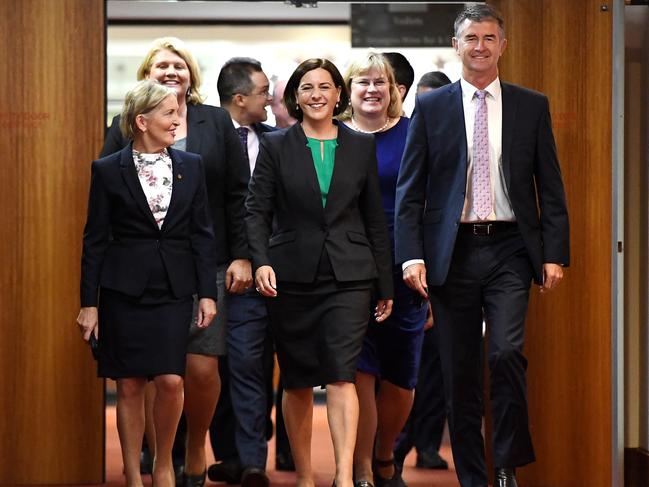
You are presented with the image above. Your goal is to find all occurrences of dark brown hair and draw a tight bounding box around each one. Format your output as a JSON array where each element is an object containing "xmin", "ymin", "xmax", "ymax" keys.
[{"xmin": 283, "ymin": 58, "xmax": 349, "ymax": 122}]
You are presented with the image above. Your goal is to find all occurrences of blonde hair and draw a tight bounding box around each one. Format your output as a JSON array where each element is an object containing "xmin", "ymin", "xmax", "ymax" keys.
[
  {"xmin": 136, "ymin": 37, "xmax": 205, "ymax": 104},
  {"xmin": 339, "ymin": 51, "xmax": 403, "ymax": 121},
  {"xmin": 120, "ymin": 80, "xmax": 177, "ymax": 139}
]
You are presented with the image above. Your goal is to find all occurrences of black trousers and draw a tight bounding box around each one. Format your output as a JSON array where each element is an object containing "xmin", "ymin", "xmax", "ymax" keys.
[{"xmin": 429, "ymin": 224, "xmax": 535, "ymax": 487}]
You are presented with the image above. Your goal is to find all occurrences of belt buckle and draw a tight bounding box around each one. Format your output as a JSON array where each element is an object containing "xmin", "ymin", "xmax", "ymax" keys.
[{"xmin": 473, "ymin": 223, "xmax": 492, "ymax": 236}]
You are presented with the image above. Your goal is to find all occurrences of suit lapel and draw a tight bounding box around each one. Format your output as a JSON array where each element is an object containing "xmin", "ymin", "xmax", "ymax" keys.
[
  {"xmin": 500, "ymin": 82, "xmax": 517, "ymax": 190},
  {"xmin": 160, "ymin": 148, "xmax": 187, "ymax": 232},
  {"xmin": 119, "ymin": 145, "xmax": 159, "ymax": 229},
  {"xmin": 186, "ymin": 104, "xmax": 204, "ymax": 154},
  {"xmin": 449, "ymin": 81, "xmax": 468, "ymax": 170}
]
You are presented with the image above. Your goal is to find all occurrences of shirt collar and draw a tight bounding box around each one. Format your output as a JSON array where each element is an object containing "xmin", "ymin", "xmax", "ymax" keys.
[
  {"xmin": 460, "ymin": 76, "xmax": 501, "ymax": 102},
  {"xmin": 232, "ymin": 119, "xmax": 253, "ymax": 132}
]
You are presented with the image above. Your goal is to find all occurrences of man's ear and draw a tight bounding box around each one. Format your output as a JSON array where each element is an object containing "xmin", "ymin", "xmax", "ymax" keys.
[
  {"xmin": 500, "ymin": 37, "xmax": 508, "ymax": 55},
  {"xmin": 233, "ymin": 93, "xmax": 246, "ymax": 108},
  {"xmin": 397, "ymin": 84, "xmax": 407, "ymax": 100}
]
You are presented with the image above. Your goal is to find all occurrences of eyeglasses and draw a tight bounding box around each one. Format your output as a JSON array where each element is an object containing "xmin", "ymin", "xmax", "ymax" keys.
[
  {"xmin": 243, "ymin": 90, "xmax": 272, "ymax": 99},
  {"xmin": 352, "ymin": 79, "xmax": 388, "ymax": 88}
]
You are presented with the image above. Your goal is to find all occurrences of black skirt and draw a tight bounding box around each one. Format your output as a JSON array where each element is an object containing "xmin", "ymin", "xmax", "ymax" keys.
[
  {"xmin": 97, "ymin": 254, "xmax": 192, "ymax": 379},
  {"xmin": 267, "ymin": 248, "xmax": 372, "ymax": 389}
]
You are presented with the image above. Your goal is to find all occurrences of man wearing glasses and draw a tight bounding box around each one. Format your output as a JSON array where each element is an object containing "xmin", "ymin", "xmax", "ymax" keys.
[{"xmin": 208, "ymin": 57, "xmax": 275, "ymax": 487}]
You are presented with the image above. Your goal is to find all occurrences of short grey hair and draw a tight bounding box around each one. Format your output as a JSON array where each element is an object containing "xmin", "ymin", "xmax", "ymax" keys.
[
  {"xmin": 453, "ymin": 4, "xmax": 505, "ymax": 39},
  {"xmin": 120, "ymin": 79, "xmax": 177, "ymax": 139}
]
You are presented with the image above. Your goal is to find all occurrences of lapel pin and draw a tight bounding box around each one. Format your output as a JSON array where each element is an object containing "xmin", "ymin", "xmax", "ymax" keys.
[{"xmin": 177, "ymin": 174, "xmax": 183, "ymax": 180}]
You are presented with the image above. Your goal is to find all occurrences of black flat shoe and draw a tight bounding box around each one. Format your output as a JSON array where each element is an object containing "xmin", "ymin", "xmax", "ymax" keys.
[{"xmin": 373, "ymin": 457, "xmax": 407, "ymax": 487}]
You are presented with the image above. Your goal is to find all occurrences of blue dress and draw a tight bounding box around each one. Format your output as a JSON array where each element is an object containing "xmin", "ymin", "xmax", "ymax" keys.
[{"xmin": 356, "ymin": 117, "xmax": 427, "ymax": 390}]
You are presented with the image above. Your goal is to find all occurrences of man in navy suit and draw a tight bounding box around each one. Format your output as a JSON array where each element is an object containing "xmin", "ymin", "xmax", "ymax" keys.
[
  {"xmin": 395, "ymin": 5, "xmax": 569, "ymax": 487},
  {"xmin": 208, "ymin": 57, "xmax": 274, "ymax": 487}
]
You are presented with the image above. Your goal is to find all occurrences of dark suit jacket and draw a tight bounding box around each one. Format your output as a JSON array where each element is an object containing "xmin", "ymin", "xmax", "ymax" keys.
[
  {"xmin": 246, "ymin": 122, "xmax": 394, "ymax": 299},
  {"xmin": 395, "ymin": 80, "xmax": 570, "ymax": 286},
  {"xmin": 80, "ymin": 145, "xmax": 218, "ymax": 307},
  {"xmin": 101, "ymin": 103, "xmax": 250, "ymax": 264}
]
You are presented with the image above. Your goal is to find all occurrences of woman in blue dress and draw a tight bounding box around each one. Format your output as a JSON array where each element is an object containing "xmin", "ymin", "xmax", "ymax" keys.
[{"xmin": 340, "ymin": 52, "xmax": 429, "ymax": 487}]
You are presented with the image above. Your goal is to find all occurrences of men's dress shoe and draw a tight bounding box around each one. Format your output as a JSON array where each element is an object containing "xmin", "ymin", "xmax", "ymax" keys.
[
  {"xmin": 415, "ymin": 450, "xmax": 449, "ymax": 470},
  {"xmin": 181, "ymin": 468, "xmax": 207, "ymax": 487},
  {"xmin": 494, "ymin": 467, "xmax": 518, "ymax": 487},
  {"xmin": 207, "ymin": 458, "xmax": 243, "ymax": 484},
  {"xmin": 241, "ymin": 467, "xmax": 270, "ymax": 487},
  {"xmin": 275, "ymin": 451, "xmax": 296, "ymax": 471}
]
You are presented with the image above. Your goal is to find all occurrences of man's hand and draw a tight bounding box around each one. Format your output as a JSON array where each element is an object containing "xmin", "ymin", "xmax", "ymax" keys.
[
  {"xmin": 540, "ymin": 263, "xmax": 564, "ymax": 293},
  {"xmin": 403, "ymin": 263, "xmax": 428, "ymax": 298},
  {"xmin": 255, "ymin": 265, "xmax": 278, "ymax": 297},
  {"xmin": 226, "ymin": 259, "xmax": 253, "ymax": 294}
]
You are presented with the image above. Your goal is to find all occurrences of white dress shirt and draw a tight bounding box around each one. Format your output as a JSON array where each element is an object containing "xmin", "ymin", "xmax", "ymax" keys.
[
  {"xmin": 460, "ymin": 77, "xmax": 515, "ymax": 222},
  {"xmin": 232, "ymin": 119, "xmax": 260, "ymax": 175},
  {"xmin": 402, "ymin": 77, "xmax": 515, "ymax": 271}
]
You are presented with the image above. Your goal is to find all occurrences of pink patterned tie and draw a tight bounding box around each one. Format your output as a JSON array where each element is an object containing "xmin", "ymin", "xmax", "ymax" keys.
[{"xmin": 472, "ymin": 90, "xmax": 491, "ymax": 220}]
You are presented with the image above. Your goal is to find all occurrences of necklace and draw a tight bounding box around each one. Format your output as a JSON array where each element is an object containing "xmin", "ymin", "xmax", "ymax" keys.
[{"xmin": 350, "ymin": 116, "xmax": 391, "ymax": 134}]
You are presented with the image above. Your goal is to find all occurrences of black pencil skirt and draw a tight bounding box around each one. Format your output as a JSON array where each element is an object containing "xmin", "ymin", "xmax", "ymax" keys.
[
  {"xmin": 96, "ymin": 255, "xmax": 193, "ymax": 379},
  {"xmin": 266, "ymin": 248, "xmax": 372, "ymax": 389}
]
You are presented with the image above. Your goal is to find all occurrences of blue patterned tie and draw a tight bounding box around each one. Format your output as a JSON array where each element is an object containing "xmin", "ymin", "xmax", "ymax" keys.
[
  {"xmin": 472, "ymin": 90, "xmax": 491, "ymax": 220},
  {"xmin": 236, "ymin": 126, "xmax": 249, "ymax": 163}
]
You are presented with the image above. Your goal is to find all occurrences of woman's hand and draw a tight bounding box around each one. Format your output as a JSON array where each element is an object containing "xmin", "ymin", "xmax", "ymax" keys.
[
  {"xmin": 374, "ymin": 299, "xmax": 393, "ymax": 323},
  {"xmin": 255, "ymin": 265, "xmax": 278, "ymax": 297},
  {"xmin": 196, "ymin": 298, "xmax": 217, "ymax": 328},
  {"xmin": 76, "ymin": 307, "xmax": 98, "ymax": 341}
]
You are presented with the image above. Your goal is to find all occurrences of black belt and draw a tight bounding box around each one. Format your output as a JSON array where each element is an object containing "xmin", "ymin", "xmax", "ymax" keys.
[{"xmin": 459, "ymin": 221, "xmax": 517, "ymax": 236}]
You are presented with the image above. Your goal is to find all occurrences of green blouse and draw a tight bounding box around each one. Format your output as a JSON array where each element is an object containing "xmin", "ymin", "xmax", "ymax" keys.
[{"xmin": 306, "ymin": 137, "xmax": 338, "ymax": 207}]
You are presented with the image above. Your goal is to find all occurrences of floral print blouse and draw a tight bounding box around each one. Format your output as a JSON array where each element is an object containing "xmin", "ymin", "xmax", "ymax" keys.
[{"xmin": 132, "ymin": 149, "xmax": 173, "ymax": 228}]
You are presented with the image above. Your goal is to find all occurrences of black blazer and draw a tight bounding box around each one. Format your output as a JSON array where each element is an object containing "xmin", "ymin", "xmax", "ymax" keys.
[
  {"xmin": 101, "ymin": 103, "xmax": 250, "ymax": 264},
  {"xmin": 246, "ymin": 123, "xmax": 394, "ymax": 299},
  {"xmin": 395, "ymin": 80, "xmax": 570, "ymax": 285},
  {"xmin": 80, "ymin": 145, "xmax": 218, "ymax": 307}
]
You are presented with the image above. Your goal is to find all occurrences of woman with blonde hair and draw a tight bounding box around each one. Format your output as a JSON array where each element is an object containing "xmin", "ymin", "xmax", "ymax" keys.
[
  {"xmin": 340, "ymin": 52, "xmax": 429, "ymax": 487},
  {"xmin": 100, "ymin": 37, "xmax": 250, "ymax": 487},
  {"xmin": 78, "ymin": 79, "xmax": 218, "ymax": 487}
]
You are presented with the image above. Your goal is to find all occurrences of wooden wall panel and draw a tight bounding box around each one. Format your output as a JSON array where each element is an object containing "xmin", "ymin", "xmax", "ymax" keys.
[
  {"xmin": 0, "ymin": 0, "xmax": 105, "ymax": 483},
  {"xmin": 489, "ymin": 1, "xmax": 613, "ymax": 486}
]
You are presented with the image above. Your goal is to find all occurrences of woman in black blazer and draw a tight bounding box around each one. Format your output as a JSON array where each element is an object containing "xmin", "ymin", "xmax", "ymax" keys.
[
  {"xmin": 246, "ymin": 59, "xmax": 394, "ymax": 487},
  {"xmin": 100, "ymin": 37, "xmax": 250, "ymax": 486},
  {"xmin": 77, "ymin": 80, "xmax": 217, "ymax": 487}
]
